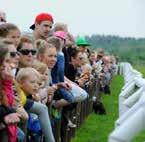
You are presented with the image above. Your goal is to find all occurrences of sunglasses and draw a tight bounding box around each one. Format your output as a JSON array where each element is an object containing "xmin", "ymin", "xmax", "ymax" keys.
[
  {"xmin": 10, "ymin": 52, "xmax": 20, "ymax": 58},
  {"xmin": 19, "ymin": 49, "xmax": 37, "ymax": 56}
]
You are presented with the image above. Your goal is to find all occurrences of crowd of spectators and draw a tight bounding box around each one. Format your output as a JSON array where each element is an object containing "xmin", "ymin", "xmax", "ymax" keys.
[{"xmin": 0, "ymin": 11, "xmax": 118, "ymax": 142}]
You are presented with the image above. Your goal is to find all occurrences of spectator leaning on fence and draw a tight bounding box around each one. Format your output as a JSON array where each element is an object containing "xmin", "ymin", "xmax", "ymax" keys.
[
  {"xmin": 0, "ymin": 41, "xmax": 25, "ymax": 142},
  {"xmin": 76, "ymin": 36, "xmax": 90, "ymax": 56},
  {"xmin": 65, "ymin": 48, "xmax": 88, "ymax": 87},
  {"xmin": 16, "ymin": 67, "xmax": 55, "ymax": 142}
]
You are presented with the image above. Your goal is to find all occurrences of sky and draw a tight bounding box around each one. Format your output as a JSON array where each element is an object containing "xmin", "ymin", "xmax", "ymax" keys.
[{"xmin": 0, "ymin": 0, "xmax": 145, "ymax": 38}]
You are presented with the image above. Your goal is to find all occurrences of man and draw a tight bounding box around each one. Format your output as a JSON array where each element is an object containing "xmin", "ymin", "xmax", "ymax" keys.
[{"xmin": 30, "ymin": 12, "xmax": 54, "ymax": 41}]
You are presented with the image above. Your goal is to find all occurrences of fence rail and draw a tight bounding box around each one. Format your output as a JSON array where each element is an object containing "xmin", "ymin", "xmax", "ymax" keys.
[
  {"xmin": 109, "ymin": 62, "xmax": 145, "ymax": 142},
  {"xmin": 52, "ymin": 78, "xmax": 100, "ymax": 142}
]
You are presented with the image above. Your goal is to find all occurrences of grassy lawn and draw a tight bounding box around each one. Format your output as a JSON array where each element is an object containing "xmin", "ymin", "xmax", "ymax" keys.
[
  {"xmin": 71, "ymin": 65, "xmax": 145, "ymax": 142},
  {"xmin": 71, "ymin": 75, "xmax": 123, "ymax": 142},
  {"xmin": 134, "ymin": 65, "xmax": 145, "ymax": 77}
]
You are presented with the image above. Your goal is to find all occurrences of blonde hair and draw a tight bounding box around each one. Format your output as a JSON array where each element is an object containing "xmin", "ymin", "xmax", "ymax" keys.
[
  {"xmin": 47, "ymin": 36, "xmax": 61, "ymax": 51},
  {"xmin": 32, "ymin": 60, "xmax": 48, "ymax": 74},
  {"xmin": 35, "ymin": 39, "xmax": 55, "ymax": 55},
  {"xmin": 80, "ymin": 53, "xmax": 89, "ymax": 64},
  {"xmin": 81, "ymin": 64, "xmax": 92, "ymax": 73},
  {"xmin": 16, "ymin": 67, "xmax": 40, "ymax": 83},
  {"xmin": 2, "ymin": 38, "xmax": 14, "ymax": 45},
  {"xmin": 53, "ymin": 23, "xmax": 67, "ymax": 32}
]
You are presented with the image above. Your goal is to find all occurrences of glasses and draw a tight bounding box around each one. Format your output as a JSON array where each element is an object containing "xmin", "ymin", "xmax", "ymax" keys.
[
  {"xmin": 10, "ymin": 52, "xmax": 20, "ymax": 58},
  {"xmin": 19, "ymin": 49, "xmax": 37, "ymax": 56}
]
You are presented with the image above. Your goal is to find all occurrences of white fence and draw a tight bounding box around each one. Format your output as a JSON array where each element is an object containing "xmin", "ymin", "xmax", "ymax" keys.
[{"xmin": 109, "ymin": 62, "xmax": 145, "ymax": 142}]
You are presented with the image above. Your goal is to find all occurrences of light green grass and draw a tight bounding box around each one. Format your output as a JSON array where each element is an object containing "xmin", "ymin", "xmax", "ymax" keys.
[
  {"xmin": 71, "ymin": 75, "xmax": 123, "ymax": 142},
  {"xmin": 134, "ymin": 65, "xmax": 145, "ymax": 77}
]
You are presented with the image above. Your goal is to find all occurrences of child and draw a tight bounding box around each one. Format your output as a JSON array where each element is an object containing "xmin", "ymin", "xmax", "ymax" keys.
[
  {"xmin": 32, "ymin": 60, "xmax": 53, "ymax": 104},
  {"xmin": 0, "ymin": 23, "xmax": 21, "ymax": 48},
  {"xmin": 16, "ymin": 67, "xmax": 55, "ymax": 142}
]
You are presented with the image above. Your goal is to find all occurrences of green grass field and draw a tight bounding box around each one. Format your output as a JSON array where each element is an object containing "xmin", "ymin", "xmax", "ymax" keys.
[
  {"xmin": 71, "ymin": 75, "xmax": 123, "ymax": 142},
  {"xmin": 134, "ymin": 65, "xmax": 145, "ymax": 77},
  {"xmin": 71, "ymin": 66, "xmax": 145, "ymax": 142}
]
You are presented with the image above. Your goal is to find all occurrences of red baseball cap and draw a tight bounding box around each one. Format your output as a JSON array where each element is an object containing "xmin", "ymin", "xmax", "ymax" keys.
[{"xmin": 30, "ymin": 13, "xmax": 54, "ymax": 30}]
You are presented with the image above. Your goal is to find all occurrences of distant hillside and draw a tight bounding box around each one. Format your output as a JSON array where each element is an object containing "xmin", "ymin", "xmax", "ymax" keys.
[{"xmin": 85, "ymin": 35, "xmax": 145, "ymax": 64}]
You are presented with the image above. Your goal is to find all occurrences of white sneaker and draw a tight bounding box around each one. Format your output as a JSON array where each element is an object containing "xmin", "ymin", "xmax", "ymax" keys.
[{"xmin": 68, "ymin": 120, "xmax": 77, "ymax": 128}]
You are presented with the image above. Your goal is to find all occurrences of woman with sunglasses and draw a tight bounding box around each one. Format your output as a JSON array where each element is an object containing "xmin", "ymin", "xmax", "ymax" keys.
[{"xmin": 17, "ymin": 36, "xmax": 37, "ymax": 68}]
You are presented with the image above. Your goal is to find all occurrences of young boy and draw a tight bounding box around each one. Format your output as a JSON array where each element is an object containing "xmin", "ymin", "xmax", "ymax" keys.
[{"xmin": 16, "ymin": 67, "xmax": 55, "ymax": 142}]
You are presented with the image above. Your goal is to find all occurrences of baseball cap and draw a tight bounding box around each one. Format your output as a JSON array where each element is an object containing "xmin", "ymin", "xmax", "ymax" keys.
[
  {"xmin": 54, "ymin": 31, "xmax": 66, "ymax": 40},
  {"xmin": 30, "ymin": 13, "xmax": 54, "ymax": 30}
]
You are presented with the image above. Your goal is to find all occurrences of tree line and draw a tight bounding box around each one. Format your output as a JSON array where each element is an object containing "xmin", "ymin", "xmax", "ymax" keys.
[{"xmin": 85, "ymin": 35, "xmax": 145, "ymax": 65}]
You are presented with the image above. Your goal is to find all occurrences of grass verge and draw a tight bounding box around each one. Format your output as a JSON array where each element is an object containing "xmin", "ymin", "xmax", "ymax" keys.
[{"xmin": 71, "ymin": 75, "xmax": 123, "ymax": 142}]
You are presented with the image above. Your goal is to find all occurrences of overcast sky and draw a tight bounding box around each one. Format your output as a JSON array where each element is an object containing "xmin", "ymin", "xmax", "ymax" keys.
[{"xmin": 0, "ymin": 0, "xmax": 145, "ymax": 38}]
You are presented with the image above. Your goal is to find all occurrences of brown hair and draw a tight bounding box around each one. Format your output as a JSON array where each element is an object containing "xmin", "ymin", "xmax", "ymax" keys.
[
  {"xmin": 0, "ymin": 23, "xmax": 19, "ymax": 38},
  {"xmin": 17, "ymin": 36, "xmax": 32, "ymax": 51},
  {"xmin": 0, "ymin": 41, "xmax": 9, "ymax": 64},
  {"xmin": 0, "ymin": 41, "xmax": 9, "ymax": 105}
]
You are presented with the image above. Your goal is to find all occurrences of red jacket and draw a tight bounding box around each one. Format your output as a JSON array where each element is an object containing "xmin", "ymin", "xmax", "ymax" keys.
[
  {"xmin": 1, "ymin": 79, "xmax": 17, "ymax": 142},
  {"xmin": 1, "ymin": 79, "xmax": 14, "ymax": 106}
]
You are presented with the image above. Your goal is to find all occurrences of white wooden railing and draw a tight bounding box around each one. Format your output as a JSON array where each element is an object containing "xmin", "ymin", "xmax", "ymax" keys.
[{"xmin": 109, "ymin": 62, "xmax": 145, "ymax": 142}]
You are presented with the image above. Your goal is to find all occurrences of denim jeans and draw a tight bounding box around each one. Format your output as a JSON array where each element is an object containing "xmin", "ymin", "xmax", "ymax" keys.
[
  {"xmin": 29, "ymin": 102, "xmax": 55, "ymax": 142},
  {"xmin": 59, "ymin": 88, "xmax": 75, "ymax": 103}
]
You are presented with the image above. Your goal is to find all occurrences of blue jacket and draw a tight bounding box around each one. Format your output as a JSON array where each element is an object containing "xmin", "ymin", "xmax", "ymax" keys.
[{"xmin": 51, "ymin": 52, "xmax": 65, "ymax": 83}]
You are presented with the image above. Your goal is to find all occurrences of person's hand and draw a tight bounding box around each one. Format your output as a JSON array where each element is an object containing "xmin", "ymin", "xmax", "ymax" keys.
[
  {"xmin": 4, "ymin": 113, "xmax": 21, "ymax": 124},
  {"xmin": 47, "ymin": 86, "xmax": 56, "ymax": 96},
  {"xmin": 0, "ymin": 63, "xmax": 13, "ymax": 80},
  {"xmin": 16, "ymin": 106, "xmax": 29, "ymax": 120},
  {"xmin": 98, "ymin": 73, "xmax": 104, "ymax": 79},
  {"xmin": 57, "ymin": 82, "xmax": 72, "ymax": 90},
  {"xmin": 47, "ymin": 95, "xmax": 52, "ymax": 103},
  {"xmin": 32, "ymin": 93, "xmax": 41, "ymax": 102},
  {"xmin": 77, "ymin": 78, "xmax": 87, "ymax": 87}
]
